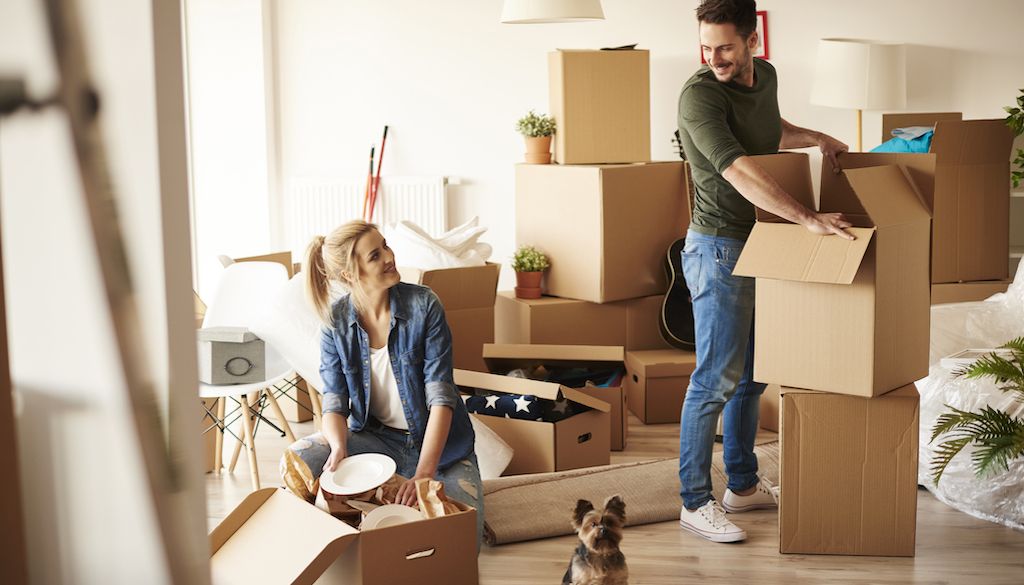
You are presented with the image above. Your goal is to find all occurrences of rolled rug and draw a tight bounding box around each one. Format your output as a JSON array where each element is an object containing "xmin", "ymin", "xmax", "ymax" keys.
[{"xmin": 482, "ymin": 441, "xmax": 780, "ymax": 545}]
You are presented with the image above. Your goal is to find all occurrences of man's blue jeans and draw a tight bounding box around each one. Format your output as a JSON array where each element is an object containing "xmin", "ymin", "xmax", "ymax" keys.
[{"xmin": 678, "ymin": 230, "xmax": 766, "ymax": 511}]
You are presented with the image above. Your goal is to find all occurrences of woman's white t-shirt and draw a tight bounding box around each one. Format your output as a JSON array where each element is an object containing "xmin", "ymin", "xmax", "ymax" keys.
[{"xmin": 368, "ymin": 345, "xmax": 408, "ymax": 430}]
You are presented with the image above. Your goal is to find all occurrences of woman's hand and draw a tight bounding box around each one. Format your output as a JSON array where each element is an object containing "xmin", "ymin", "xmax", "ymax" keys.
[
  {"xmin": 396, "ymin": 471, "xmax": 434, "ymax": 506},
  {"xmin": 322, "ymin": 446, "xmax": 346, "ymax": 474}
]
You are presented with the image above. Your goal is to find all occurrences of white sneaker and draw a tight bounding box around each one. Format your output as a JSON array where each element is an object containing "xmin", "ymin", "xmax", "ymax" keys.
[
  {"xmin": 722, "ymin": 477, "xmax": 780, "ymax": 513},
  {"xmin": 679, "ymin": 500, "xmax": 747, "ymax": 543}
]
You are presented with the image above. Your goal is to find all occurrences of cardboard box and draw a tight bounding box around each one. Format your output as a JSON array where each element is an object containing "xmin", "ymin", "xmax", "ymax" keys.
[
  {"xmin": 515, "ymin": 162, "xmax": 689, "ymax": 303},
  {"xmin": 455, "ymin": 368, "xmax": 610, "ymax": 475},
  {"xmin": 931, "ymin": 280, "xmax": 1012, "ymax": 304},
  {"xmin": 549, "ymin": 49, "xmax": 650, "ymax": 165},
  {"xmin": 210, "ymin": 488, "xmax": 478, "ymax": 584},
  {"xmin": 780, "ymin": 385, "xmax": 919, "ymax": 556},
  {"xmin": 401, "ymin": 263, "xmax": 500, "ymax": 372},
  {"xmin": 482, "ymin": 343, "xmax": 627, "ymax": 451},
  {"xmin": 494, "ymin": 292, "xmax": 672, "ymax": 350},
  {"xmin": 623, "ymin": 349, "xmax": 696, "ymax": 424},
  {"xmin": 758, "ymin": 384, "xmax": 780, "ymax": 433},
  {"xmin": 823, "ymin": 113, "xmax": 1014, "ymax": 283},
  {"xmin": 734, "ymin": 154, "xmax": 931, "ymax": 397}
]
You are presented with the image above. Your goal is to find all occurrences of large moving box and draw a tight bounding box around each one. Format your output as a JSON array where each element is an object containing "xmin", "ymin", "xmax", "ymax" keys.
[
  {"xmin": 210, "ymin": 488, "xmax": 478, "ymax": 584},
  {"xmin": 515, "ymin": 162, "xmax": 689, "ymax": 303},
  {"xmin": 780, "ymin": 386, "xmax": 919, "ymax": 556},
  {"xmin": 401, "ymin": 263, "xmax": 500, "ymax": 372},
  {"xmin": 623, "ymin": 349, "xmax": 697, "ymax": 424},
  {"xmin": 549, "ymin": 49, "xmax": 650, "ymax": 165},
  {"xmin": 455, "ymin": 368, "xmax": 610, "ymax": 474},
  {"xmin": 931, "ymin": 280, "xmax": 1012, "ymax": 304},
  {"xmin": 734, "ymin": 154, "xmax": 931, "ymax": 397},
  {"xmin": 822, "ymin": 113, "xmax": 1014, "ymax": 283},
  {"xmin": 495, "ymin": 292, "xmax": 672, "ymax": 351},
  {"xmin": 483, "ymin": 343, "xmax": 627, "ymax": 451}
]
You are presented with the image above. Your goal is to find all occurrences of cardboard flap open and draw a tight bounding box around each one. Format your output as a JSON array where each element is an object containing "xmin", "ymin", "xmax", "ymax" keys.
[
  {"xmin": 845, "ymin": 165, "xmax": 932, "ymax": 226},
  {"xmin": 733, "ymin": 223, "xmax": 875, "ymax": 284},
  {"xmin": 931, "ymin": 119, "xmax": 1014, "ymax": 165},
  {"xmin": 483, "ymin": 343, "xmax": 624, "ymax": 372},
  {"xmin": 454, "ymin": 368, "xmax": 610, "ymax": 412},
  {"xmin": 750, "ymin": 153, "xmax": 816, "ymax": 222},
  {"xmin": 210, "ymin": 488, "xmax": 358, "ymax": 585}
]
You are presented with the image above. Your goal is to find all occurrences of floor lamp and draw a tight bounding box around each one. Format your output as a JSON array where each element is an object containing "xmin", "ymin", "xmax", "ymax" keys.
[{"xmin": 810, "ymin": 38, "xmax": 906, "ymax": 152}]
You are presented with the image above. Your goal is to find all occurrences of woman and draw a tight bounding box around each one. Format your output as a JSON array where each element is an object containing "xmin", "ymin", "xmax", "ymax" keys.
[{"xmin": 282, "ymin": 220, "xmax": 483, "ymax": 545}]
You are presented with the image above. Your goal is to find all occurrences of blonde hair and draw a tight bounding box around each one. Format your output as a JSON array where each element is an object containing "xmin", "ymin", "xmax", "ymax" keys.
[{"xmin": 305, "ymin": 220, "xmax": 380, "ymax": 326}]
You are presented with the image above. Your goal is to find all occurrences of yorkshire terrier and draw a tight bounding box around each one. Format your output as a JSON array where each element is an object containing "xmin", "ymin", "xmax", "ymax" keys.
[{"xmin": 562, "ymin": 495, "xmax": 629, "ymax": 585}]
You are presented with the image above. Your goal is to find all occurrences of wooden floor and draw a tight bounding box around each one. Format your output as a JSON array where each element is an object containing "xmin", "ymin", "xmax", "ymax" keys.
[{"xmin": 205, "ymin": 413, "xmax": 1024, "ymax": 584}]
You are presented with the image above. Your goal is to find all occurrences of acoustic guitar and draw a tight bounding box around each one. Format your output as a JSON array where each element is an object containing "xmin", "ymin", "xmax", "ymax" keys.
[{"xmin": 660, "ymin": 133, "xmax": 697, "ymax": 351}]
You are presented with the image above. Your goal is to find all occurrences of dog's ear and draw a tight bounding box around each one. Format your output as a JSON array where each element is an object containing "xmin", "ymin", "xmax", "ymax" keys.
[
  {"xmin": 603, "ymin": 494, "xmax": 626, "ymax": 523},
  {"xmin": 572, "ymin": 499, "xmax": 595, "ymax": 530}
]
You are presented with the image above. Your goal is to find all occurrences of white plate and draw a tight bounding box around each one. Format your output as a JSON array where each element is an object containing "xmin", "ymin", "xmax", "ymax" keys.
[
  {"xmin": 361, "ymin": 504, "xmax": 423, "ymax": 530},
  {"xmin": 319, "ymin": 453, "xmax": 397, "ymax": 496}
]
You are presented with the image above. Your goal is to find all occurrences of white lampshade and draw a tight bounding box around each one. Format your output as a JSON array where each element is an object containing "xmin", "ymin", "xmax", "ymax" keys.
[
  {"xmin": 501, "ymin": 0, "xmax": 605, "ymax": 24},
  {"xmin": 810, "ymin": 38, "xmax": 906, "ymax": 110}
]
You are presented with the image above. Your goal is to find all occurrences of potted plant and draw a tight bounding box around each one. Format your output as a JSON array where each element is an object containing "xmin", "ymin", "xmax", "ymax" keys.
[
  {"xmin": 511, "ymin": 245, "xmax": 550, "ymax": 299},
  {"xmin": 1004, "ymin": 88, "xmax": 1023, "ymax": 188},
  {"xmin": 515, "ymin": 110, "xmax": 556, "ymax": 164},
  {"xmin": 930, "ymin": 337, "xmax": 1024, "ymax": 484}
]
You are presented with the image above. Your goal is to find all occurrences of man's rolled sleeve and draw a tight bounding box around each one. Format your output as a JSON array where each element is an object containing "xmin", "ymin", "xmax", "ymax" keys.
[
  {"xmin": 679, "ymin": 85, "xmax": 747, "ymax": 173},
  {"xmin": 318, "ymin": 327, "xmax": 351, "ymax": 417},
  {"xmin": 422, "ymin": 292, "xmax": 459, "ymax": 410}
]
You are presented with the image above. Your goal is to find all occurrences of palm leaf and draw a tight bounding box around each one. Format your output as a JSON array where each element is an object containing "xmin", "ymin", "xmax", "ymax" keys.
[{"xmin": 931, "ymin": 435, "xmax": 972, "ymax": 484}]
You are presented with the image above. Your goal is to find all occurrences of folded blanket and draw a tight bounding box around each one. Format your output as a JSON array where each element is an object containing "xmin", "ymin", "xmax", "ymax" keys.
[
  {"xmin": 871, "ymin": 125, "xmax": 934, "ymax": 153},
  {"xmin": 387, "ymin": 217, "xmax": 492, "ymax": 270},
  {"xmin": 465, "ymin": 391, "xmax": 584, "ymax": 422}
]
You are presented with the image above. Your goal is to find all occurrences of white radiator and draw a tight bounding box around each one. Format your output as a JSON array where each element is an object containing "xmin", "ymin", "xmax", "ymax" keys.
[{"xmin": 284, "ymin": 176, "xmax": 448, "ymax": 256}]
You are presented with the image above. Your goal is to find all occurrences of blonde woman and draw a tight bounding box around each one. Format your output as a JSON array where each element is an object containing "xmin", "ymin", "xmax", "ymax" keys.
[{"xmin": 281, "ymin": 220, "xmax": 484, "ymax": 545}]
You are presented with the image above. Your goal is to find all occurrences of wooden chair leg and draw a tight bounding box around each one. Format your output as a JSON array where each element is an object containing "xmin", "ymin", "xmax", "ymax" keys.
[
  {"xmin": 214, "ymin": 397, "xmax": 225, "ymax": 475},
  {"xmin": 228, "ymin": 396, "xmax": 244, "ymax": 473},
  {"xmin": 239, "ymin": 391, "xmax": 260, "ymax": 491},
  {"xmin": 263, "ymin": 387, "xmax": 296, "ymax": 443}
]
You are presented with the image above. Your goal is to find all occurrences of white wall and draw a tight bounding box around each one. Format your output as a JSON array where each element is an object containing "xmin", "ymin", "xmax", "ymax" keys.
[
  {"xmin": 0, "ymin": 0, "xmax": 208, "ymax": 582},
  {"xmin": 267, "ymin": 0, "xmax": 1023, "ymax": 288}
]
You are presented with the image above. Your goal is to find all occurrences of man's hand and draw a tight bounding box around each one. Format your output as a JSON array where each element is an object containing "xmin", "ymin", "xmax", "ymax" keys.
[
  {"xmin": 396, "ymin": 471, "xmax": 434, "ymax": 506},
  {"xmin": 818, "ymin": 133, "xmax": 849, "ymax": 174},
  {"xmin": 804, "ymin": 212, "xmax": 855, "ymax": 240}
]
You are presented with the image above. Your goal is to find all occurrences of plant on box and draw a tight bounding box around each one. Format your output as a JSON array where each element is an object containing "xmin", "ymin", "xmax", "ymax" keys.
[
  {"xmin": 930, "ymin": 337, "xmax": 1024, "ymax": 484},
  {"xmin": 1005, "ymin": 88, "xmax": 1024, "ymax": 188},
  {"xmin": 511, "ymin": 245, "xmax": 550, "ymax": 299},
  {"xmin": 515, "ymin": 110, "xmax": 556, "ymax": 164}
]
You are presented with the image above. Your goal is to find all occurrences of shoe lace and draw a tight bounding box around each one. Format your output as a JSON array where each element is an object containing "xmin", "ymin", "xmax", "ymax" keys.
[{"xmin": 702, "ymin": 501, "xmax": 732, "ymax": 529}]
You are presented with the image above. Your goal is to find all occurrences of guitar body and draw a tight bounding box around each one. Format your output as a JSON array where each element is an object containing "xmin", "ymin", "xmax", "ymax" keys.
[{"xmin": 660, "ymin": 237, "xmax": 696, "ymax": 351}]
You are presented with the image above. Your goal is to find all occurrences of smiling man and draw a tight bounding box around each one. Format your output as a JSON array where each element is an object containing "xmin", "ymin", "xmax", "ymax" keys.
[{"xmin": 675, "ymin": 0, "xmax": 854, "ymax": 544}]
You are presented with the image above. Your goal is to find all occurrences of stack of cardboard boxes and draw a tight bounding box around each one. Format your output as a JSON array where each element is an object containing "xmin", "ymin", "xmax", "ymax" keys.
[
  {"xmin": 734, "ymin": 152, "xmax": 931, "ymax": 557},
  {"xmin": 482, "ymin": 48, "xmax": 699, "ymax": 470}
]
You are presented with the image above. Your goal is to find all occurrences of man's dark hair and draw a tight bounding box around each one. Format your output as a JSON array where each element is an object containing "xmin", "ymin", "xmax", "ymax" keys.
[{"xmin": 696, "ymin": 0, "xmax": 757, "ymax": 38}]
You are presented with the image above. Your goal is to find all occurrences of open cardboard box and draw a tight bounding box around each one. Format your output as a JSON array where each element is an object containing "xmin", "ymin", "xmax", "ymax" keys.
[
  {"xmin": 930, "ymin": 279, "xmax": 1012, "ymax": 304},
  {"xmin": 821, "ymin": 113, "xmax": 1014, "ymax": 283},
  {"xmin": 401, "ymin": 263, "xmax": 500, "ymax": 372},
  {"xmin": 482, "ymin": 343, "xmax": 627, "ymax": 451},
  {"xmin": 210, "ymin": 488, "xmax": 478, "ymax": 584},
  {"xmin": 454, "ymin": 368, "xmax": 610, "ymax": 475},
  {"xmin": 779, "ymin": 385, "xmax": 919, "ymax": 556},
  {"xmin": 623, "ymin": 349, "xmax": 696, "ymax": 424},
  {"xmin": 734, "ymin": 153, "xmax": 931, "ymax": 397}
]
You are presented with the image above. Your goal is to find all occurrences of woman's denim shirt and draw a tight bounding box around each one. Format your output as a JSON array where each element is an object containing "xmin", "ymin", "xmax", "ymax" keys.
[{"xmin": 319, "ymin": 282, "xmax": 475, "ymax": 470}]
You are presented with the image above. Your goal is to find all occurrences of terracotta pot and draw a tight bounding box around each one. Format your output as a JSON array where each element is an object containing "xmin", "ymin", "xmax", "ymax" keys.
[
  {"xmin": 523, "ymin": 136, "xmax": 552, "ymax": 164},
  {"xmin": 515, "ymin": 271, "xmax": 543, "ymax": 299}
]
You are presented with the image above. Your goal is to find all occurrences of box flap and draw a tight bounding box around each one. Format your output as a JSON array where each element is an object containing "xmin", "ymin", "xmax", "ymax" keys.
[
  {"xmin": 749, "ymin": 152, "xmax": 816, "ymax": 222},
  {"xmin": 880, "ymin": 112, "xmax": 962, "ymax": 140},
  {"xmin": 845, "ymin": 165, "xmax": 932, "ymax": 226},
  {"xmin": 454, "ymin": 368, "xmax": 610, "ymax": 412},
  {"xmin": 483, "ymin": 343, "xmax": 624, "ymax": 373},
  {"xmin": 820, "ymin": 153, "xmax": 937, "ymax": 216},
  {"xmin": 399, "ymin": 263, "xmax": 500, "ymax": 311},
  {"xmin": 733, "ymin": 223, "xmax": 875, "ymax": 284},
  {"xmin": 931, "ymin": 119, "xmax": 1015, "ymax": 165},
  {"xmin": 210, "ymin": 488, "xmax": 358, "ymax": 585}
]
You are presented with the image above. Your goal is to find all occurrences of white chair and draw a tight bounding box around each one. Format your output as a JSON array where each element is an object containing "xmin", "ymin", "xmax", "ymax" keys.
[{"xmin": 199, "ymin": 261, "xmax": 295, "ymax": 491}]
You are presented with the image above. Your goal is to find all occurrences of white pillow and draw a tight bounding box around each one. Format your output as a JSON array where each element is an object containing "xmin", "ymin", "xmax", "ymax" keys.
[
  {"xmin": 470, "ymin": 414, "xmax": 513, "ymax": 480},
  {"xmin": 249, "ymin": 273, "xmax": 325, "ymax": 391}
]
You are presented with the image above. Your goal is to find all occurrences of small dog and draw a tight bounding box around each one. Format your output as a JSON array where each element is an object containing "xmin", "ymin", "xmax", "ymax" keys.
[{"xmin": 562, "ymin": 495, "xmax": 629, "ymax": 585}]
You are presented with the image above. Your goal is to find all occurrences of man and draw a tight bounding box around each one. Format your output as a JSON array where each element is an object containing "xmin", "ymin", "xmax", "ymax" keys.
[{"xmin": 675, "ymin": 0, "xmax": 853, "ymax": 543}]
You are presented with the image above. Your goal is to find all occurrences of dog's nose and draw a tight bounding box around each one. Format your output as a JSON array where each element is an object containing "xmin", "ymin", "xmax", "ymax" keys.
[{"xmin": 598, "ymin": 526, "xmax": 607, "ymax": 537}]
